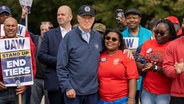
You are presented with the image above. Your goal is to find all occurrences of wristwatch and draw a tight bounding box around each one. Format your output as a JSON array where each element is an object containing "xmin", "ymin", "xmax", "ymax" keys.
[{"xmin": 153, "ymin": 65, "xmax": 158, "ymax": 72}]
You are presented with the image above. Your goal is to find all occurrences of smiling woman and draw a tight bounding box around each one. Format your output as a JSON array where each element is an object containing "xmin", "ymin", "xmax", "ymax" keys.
[
  {"xmin": 136, "ymin": 18, "xmax": 178, "ymax": 104},
  {"xmin": 154, "ymin": 19, "xmax": 177, "ymax": 44},
  {"xmin": 103, "ymin": 29, "xmax": 126, "ymax": 53},
  {"xmin": 98, "ymin": 28, "xmax": 139, "ymax": 104}
]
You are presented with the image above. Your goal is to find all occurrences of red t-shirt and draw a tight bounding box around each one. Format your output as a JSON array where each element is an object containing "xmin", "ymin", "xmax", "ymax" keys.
[
  {"xmin": 98, "ymin": 50, "xmax": 139, "ymax": 102},
  {"xmin": 140, "ymin": 39, "xmax": 172, "ymax": 94}
]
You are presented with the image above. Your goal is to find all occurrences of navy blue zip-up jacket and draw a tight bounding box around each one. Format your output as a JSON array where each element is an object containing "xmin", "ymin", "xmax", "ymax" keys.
[{"xmin": 56, "ymin": 26, "xmax": 103, "ymax": 95}]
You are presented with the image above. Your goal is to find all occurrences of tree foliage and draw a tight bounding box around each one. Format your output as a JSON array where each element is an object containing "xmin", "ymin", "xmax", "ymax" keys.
[{"xmin": 1, "ymin": 0, "xmax": 184, "ymax": 34}]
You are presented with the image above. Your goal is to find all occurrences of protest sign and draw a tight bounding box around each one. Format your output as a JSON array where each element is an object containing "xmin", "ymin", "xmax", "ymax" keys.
[
  {"xmin": 0, "ymin": 37, "xmax": 33, "ymax": 87},
  {"xmin": 124, "ymin": 37, "xmax": 139, "ymax": 49},
  {"xmin": 19, "ymin": 0, "xmax": 33, "ymax": 13}
]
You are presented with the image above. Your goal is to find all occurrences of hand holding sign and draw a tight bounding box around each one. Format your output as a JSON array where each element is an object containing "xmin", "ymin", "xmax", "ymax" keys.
[
  {"xmin": 16, "ymin": 86, "xmax": 26, "ymax": 95},
  {"xmin": 0, "ymin": 81, "xmax": 6, "ymax": 90},
  {"xmin": 21, "ymin": 6, "xmax": 29, "ymax": 19}
]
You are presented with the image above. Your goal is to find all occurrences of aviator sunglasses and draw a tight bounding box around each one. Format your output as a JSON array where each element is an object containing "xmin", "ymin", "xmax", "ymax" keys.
[
  {"xmin": 105, "ymin": 36, "xmax": 118, "ymax": 42},
  {"xmin": 154, "ymin": 30, "xmax": 169, "ymax": 36}
]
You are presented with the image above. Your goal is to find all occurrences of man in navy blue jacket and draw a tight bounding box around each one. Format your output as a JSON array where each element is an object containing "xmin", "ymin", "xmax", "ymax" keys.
[
  {"xmin": 38, "ymin": 5, "xmax": 73, "ymax": 104},
  {"xmin": 56, "ymin": 5, "xmax": 103, "ymax": 104}
]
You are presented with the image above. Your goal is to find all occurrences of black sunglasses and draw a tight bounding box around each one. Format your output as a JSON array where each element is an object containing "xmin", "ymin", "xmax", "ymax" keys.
[
  {"xmin": 154, "ymin": 30, "xmax": 168, "ymax": 36},
  {"xmin": 105, "ymin": 36, "xmax": 118, "ymax": 42}
]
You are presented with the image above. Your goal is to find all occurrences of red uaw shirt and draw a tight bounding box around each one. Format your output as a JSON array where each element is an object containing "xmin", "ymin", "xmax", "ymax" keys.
[
  {"xmin": 0, "ymin": 31, "xmax": 36, "ymax": 83},
  {"xmin": 98, "ymin": 50, "xmax": 139, "ymax": 102},
  {"xmin": 140, "ymin": 39, "xmax": 172, "ymax": 94}
]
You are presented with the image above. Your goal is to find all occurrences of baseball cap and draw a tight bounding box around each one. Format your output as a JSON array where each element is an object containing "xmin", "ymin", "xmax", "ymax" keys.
[
  {"xmin": 167, "ymin": 16, "xmax": 180, "ymax": 25},
  {"xmin": 0, "ymin": 6, "xmax": 11, "ymax": 14},
  {"xmin": 125, "ymin": 8, "xmax": 141, "ymax": 17},
  {"xmin": 93, "ymin": 23, "xmax": 106, "ymax": 33},
  {"xmin": 78, "ymin": 5, "xmax": 95, "ymax": 17}
]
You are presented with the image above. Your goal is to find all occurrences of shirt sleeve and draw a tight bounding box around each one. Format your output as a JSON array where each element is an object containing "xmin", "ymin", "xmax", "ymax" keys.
[
  {"xmin": 123, "ymin": 53, "xmax": 139, "ymax": 79},
  {"xmin": 25, "ymin": 31, "xmax": 36, "ymax": 77},
  {"xmin": 37, "ymin": 32, "xmax": 57, "ymax": 67},
  {"xmin": 140, "ymin": 41, "xmax": 148, "ymax": 57},
  {"xmin": 56, "ymin": 36, "xmax": 72, "ymax": 92},
  {"xmin": 163, "ymin": 44, "xmax": 177, "ymax": 78}
]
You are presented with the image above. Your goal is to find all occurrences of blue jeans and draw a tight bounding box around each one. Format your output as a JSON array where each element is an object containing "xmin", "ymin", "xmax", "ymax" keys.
[
  {"xmin": 30, "ymin": 78, "xmax": 50, "ymax": 104},
  {"xmin": 0, "ymin": 87, "xmax": 26, "ymax": 104},
  {"xmin": 98, "ymin": 97, "xmax": 128, "ymax": 104},
  {"xmin": 141, "ymin": 88, "xmax": 170, "ymax": 104}
]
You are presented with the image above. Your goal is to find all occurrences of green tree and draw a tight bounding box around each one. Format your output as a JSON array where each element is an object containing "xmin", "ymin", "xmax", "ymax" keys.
[
  {"xmin": 93, "ymin": 0, "xmax": 184, "ymax": 28},
  {"xmin": 1, "ymin": 0, "xmax": 184, "ymax": 34}
]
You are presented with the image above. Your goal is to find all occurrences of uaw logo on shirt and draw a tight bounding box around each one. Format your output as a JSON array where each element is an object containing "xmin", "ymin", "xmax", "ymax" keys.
[
  {"xmin": 84, "ymin": 6, "xmax": 91, "ymax": 12},
  {"xmin": 113, "ymin": 58, "xmax": 120, "ymax": 65}
]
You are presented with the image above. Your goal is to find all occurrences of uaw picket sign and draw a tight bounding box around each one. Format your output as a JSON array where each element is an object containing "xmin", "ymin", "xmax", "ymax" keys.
[
  {"xmin": 0, "ymin": 37, "xmax": 33, "ymax": 87},
  {"xmin": 124, "ymin": 37, "xmax": 139, "ymax": 49}
]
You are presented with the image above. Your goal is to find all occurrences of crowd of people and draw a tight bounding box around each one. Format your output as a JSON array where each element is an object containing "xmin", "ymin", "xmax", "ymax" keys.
[{"xmin": 0, "ymin": 3, "xmax": 184, "ymax": 104}]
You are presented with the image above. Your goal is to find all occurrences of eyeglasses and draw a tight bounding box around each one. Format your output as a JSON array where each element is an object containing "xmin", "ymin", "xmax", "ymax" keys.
[
  {"xmin": 154, "ymin": 30, "xmax": 169, "ymax": 36},
  {"xmin": 105, "ymin": 36, "xmax": 118, "ymax": 42}
]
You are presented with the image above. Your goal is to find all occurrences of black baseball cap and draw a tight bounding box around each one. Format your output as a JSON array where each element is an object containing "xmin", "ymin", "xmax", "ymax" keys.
[
  {"xmin": 125, "ymin": 8, "xmax": 141, "ymax": 17},
  {"xmin": 78, "ymin": 5, "xmax": 95, "ymax": 17}
]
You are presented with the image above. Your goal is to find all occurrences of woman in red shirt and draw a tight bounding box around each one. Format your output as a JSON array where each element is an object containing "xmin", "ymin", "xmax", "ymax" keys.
[
  {"xmin": 136, "ymin": 19, "xmax": 177, "ymax": 104},
  {"xmin": 98, "ymin": 29, "xmax": 139, "ymax": 104}
]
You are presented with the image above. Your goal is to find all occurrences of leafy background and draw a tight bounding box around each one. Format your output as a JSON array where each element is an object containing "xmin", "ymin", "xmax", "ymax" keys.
[{"xmin": 1, "ymin": 0, "xmax": 184, "ymax": 34}]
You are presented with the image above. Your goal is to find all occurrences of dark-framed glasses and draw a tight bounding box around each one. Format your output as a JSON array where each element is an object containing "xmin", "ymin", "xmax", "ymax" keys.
[
  {"xmin": 105, "ymin": 36, "xmax": 118, "ymax": 42},
  {"xmin": 154, "ymin": 30, "xmax": 169, "ymax": 36}
]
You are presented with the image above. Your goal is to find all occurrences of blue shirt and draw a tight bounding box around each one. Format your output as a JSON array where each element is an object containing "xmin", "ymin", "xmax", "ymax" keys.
[
  {"xmin": 122, "ymin": 25, "xmax": 152, "ymax": 90},
  {"xmin": 122, "ymin": 25, "xmax": 152, "ymax": 46}
]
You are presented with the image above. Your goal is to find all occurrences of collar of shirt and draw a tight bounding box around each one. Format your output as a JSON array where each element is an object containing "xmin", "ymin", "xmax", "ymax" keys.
[
  {"xmin": 60, "ymin": 26, "xmax": 71, "ymax": 38},
  {"xmin": 78, "ymin": 26, "xmax": 91, "ymax": 43}
]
